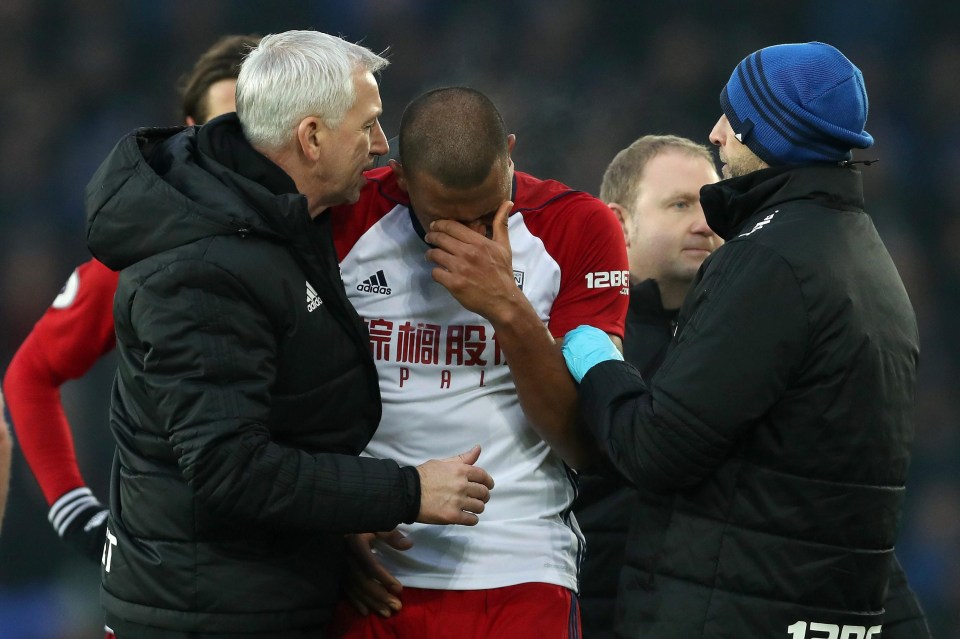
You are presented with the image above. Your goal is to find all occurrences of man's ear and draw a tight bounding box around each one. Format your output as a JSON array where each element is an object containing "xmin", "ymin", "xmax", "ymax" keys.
[
  {"xmin": 608, "ymin": 202, "xmax": 631, "ymax": 248},
  {"xmin": 389, "ymin": 159, "xmax": 409, "ymax": 192},
  {"xmin": 296, "ymin": 116, "xmax": 325, "ymax": 161},
  {"xmin": 504, "ymin": 134, "xmax": 518, "ymax": 172}
]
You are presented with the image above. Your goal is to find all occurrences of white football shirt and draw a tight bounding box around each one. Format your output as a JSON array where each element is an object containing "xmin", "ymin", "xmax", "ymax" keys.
[{"xmin": 332, "ymin": 168, "xmax": 628, "ymax": 591}]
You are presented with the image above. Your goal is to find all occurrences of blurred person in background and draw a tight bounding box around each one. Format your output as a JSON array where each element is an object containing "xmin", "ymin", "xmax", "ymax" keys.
[
  {"xmin": 2, "ymin": 35, "xmax": 260, "ymax": 639},
  {"xmin": 179, "ymin": 34, "xmax": 261, "ymax": 127},
  {"xmin": 574, "ymin": 135, "xmax": 721, "ymax": 639},
  {"xmin": 0, "ymin": 389, "xmax": 11, "ymax": 535},
  {"xmin": 83, "ymin": 31, "xmax": 493, "ymax": 639},
  {"xmin": 2, "ymin": 32, "xmax": 260, "ymax": 572},
  {"xmin": 562, "ymin": 42, "xmax": 929, "ymax": 638},
  {"xmin": 329, "ymin": 86, "xmax": 628, "ymax": 639}
]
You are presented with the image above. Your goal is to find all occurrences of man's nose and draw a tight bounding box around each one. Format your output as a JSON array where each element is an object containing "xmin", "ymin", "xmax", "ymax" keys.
[
  {"xmin": 708, "ymin": 115, "xmax": 726, "ymax": 146},
  {"xmin": 691, "ymin": 210, "xmax": 713, "ymax": 235},
  {"xmin": 690, "ymin": 206, "xmax": 718, "ymax": 240},
  {"xmin": 371, "ymin": 122, "xmax": 389, "ymax": 156}
]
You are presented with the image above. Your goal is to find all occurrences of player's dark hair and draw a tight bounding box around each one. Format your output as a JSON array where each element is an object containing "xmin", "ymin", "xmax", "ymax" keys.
[
  {"xmin": 398, "ymin": 87, "xmax": 508, "ymax": 189},
  {"xmin": 178, "ymin": 34, "xmax": 261, "ymax": 124}
]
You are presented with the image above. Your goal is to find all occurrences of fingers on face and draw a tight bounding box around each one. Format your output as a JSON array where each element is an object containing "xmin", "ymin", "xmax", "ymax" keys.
[
  {"xmin": 430, "ymin": 218, "xmax": 479, "ymax": 242},
  {"xmin": 491, "ymin": 200, "xmax": 513, "ymax": 241},
  {"xmin": 425, "ymin": 240, "xmax": 486, "ymax": 270},
  {"xmin": 425, "ymin": 247, "xmax": 457, "ymax": 270},
  {"xmin": 424, "ymin": 227, "xmax": 470, "ymax": 256},
  {"xmin": 429, "ymin": 265, "xmax": 460, "ymax": 292}
]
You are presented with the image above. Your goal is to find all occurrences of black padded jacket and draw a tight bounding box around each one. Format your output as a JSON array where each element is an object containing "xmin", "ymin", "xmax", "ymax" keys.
[
  {"xmin": 85, "ymin": 114, "xmax": 420, "ymax": 636},
  {"xmin": 579, "ymin": 165, "xmax": 921, "ymax": 638}
]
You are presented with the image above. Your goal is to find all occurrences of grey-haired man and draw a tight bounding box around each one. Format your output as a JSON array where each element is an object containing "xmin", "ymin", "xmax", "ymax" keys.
[{"xmin": 85, "ymin": 31, "xmax": 493, "ymax": 639}]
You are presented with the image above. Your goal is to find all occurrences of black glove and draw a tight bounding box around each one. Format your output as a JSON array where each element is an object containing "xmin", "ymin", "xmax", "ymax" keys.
[{"xmin": 48, "ymin": 487, "xmax": 110, "ymax": 563}]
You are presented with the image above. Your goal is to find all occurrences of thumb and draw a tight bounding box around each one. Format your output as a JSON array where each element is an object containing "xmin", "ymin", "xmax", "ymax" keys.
[
  {"xmin": 491, "ymin": 200, "xmax": 513, "ymax": 247},
  {"xmin": 450, "ymin": 444, "xmax": 481, "ymax": 466}
]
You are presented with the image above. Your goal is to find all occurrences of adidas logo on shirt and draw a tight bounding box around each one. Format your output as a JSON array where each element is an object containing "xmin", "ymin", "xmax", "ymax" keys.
[
  {"xmin": 357, "ymin": 269, "xmax": 392, "ymax": 295},
  {"xmin": 306, "ymin": 281, "xmax": 323, "ymax": 312}
]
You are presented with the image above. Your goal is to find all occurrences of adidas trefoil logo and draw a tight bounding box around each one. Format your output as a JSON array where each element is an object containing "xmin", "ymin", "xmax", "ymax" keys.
[
  {"xmin": 356, "ymin": 269, "xmax": 392, "ymax": 295},
  {"xmin": 306, "ymin": 281, "xmax": 323, "ymax": 312}
]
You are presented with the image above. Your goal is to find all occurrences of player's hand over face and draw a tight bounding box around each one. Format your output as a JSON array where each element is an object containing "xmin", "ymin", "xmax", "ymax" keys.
[
  {"xmin": 424, "ymin": 201, "xmax": 519, "ymax": 322},
  {"xmin": 415, "ymin": 444, "xmax": 494, "ymax": 525},
  {"xmin": 343, "ymin": 530, "xmax": 411, "ymax": 618}
]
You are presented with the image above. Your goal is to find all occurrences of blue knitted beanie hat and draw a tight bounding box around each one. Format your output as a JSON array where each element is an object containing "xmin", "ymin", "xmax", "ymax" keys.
[{"xmin": 720, "ymin": 42, "xmax": 874, "ymax": 166}]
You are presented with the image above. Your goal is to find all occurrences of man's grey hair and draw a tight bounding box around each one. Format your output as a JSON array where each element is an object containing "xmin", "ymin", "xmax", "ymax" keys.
[{"xmin": 236, "ymin": 30, "xmax": 388, "ymax": 150}]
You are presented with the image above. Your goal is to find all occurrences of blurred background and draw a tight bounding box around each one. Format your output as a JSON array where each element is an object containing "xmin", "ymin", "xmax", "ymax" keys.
[{"xmin": 1, "ymin": 1, "xmax": 957, "ymax": 637}]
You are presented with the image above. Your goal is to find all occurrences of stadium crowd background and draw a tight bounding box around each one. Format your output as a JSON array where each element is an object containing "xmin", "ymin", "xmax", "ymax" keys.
[{"xmin": 0, "ymin": 1, "xmax": 957, "ymax": 637}]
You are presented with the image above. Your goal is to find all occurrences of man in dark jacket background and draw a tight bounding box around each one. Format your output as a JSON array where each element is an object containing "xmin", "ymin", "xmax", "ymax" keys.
[
  {"xmin": 574, "ymin": 135, "xmax": 721, "ymax": 639},
  {"xmin": 85, "ymin": 30, "xmax": 493, "ymax": 639},
  {"xmin": 562, "ymin": 42, "xmax": 929, "ymax": 638}
]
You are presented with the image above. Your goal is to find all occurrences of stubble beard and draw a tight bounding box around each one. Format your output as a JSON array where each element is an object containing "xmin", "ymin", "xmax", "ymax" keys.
[{"xmin": 726, "ymin": 152, "xmax": 767, "ymax": 178}]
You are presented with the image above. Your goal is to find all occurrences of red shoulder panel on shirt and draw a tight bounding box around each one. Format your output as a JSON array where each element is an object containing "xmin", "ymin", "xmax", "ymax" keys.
[
  {"xmin": 331, "ymin": 167, "xmax": 409, "ymax": 260},
  {"xmin": 511, "ymin": 172, "xmax": 629, "ymax": 339}
]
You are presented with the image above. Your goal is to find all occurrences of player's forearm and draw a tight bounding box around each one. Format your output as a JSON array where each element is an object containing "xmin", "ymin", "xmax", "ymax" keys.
[
  {"xmin": 3, "ymin": 353, "xmax": 86, "ymax": 505},
  {"xmin": 488, "ymin": 300, "xmax": 599, "ymax": 470}
]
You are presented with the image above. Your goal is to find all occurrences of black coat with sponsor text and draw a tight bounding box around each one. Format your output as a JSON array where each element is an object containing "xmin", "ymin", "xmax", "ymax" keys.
[
  {"xmin": 85, "ymin": 113, "xmax": 419, "ymax": 635},
  {"xmin": 579, "ymin": 165, "xmax": 920, "ymax": 638}
]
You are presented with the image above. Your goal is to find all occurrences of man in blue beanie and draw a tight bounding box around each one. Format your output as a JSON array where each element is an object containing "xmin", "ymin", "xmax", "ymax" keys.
[{"xmin": 561, "ymin": 42, "xmax": 930, "ymax": 638}]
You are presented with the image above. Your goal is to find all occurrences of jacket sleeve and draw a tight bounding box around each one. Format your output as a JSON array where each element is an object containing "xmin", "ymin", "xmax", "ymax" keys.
[
  {"xmin": 128, "ymin": 258, "xmax": 419, "ymax": 533},
  {"xmin": 579, "ymin": 242, "xmax": 808, "ymax": 491}
]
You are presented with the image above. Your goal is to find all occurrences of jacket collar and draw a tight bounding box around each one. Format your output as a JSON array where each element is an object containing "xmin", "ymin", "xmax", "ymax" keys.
[
  {"xmin": 197, "ymin": 113, "xmax": 298, "ymax": 196},
  {"xmin": 699, "ymin": 164, "xmax": 865, "ymax": 240},
  {"xmin": 630, "ymin": 279, "xmax": 679, "ymax": 322}
]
